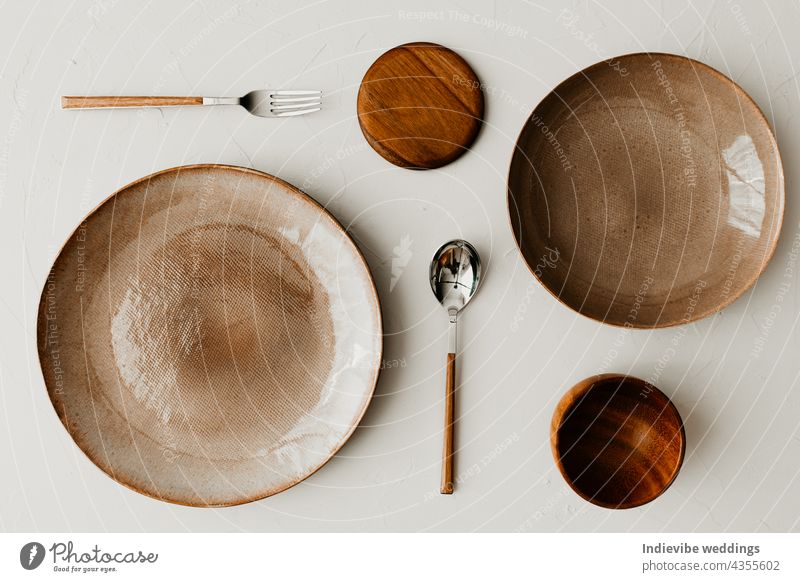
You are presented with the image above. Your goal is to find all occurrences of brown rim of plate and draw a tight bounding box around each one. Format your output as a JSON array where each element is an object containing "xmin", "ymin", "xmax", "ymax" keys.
[
  {"xmin": 506, "ymin": 52, "xmax": 785, "ymax": 329},
  {"xmin": 36, "ymin": 164, "xmax": 383, "ymax": 507},
  {"xmin": 550, "ymin": 374, "xmax": 686, "ymax": 510}
]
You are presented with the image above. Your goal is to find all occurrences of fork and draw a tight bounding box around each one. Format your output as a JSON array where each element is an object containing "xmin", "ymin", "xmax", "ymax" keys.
[{"xmin": 61, "ymin": 89, "xmax": 322, "ymax": 118}]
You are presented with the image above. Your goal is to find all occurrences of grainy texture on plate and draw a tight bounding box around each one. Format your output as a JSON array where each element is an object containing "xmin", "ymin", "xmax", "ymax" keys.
[
  {"xmin": 37, "ymin": 165, "xmax": 382, "ymax": 506},
  {"xmin": 508, "ymin": 53, "xmax": 784, "ymax": 327}
]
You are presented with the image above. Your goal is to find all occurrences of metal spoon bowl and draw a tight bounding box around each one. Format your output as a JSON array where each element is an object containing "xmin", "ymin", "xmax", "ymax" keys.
[{"xmin": 429, "ymin": 239, "xmax": 482, "ymax": 494}]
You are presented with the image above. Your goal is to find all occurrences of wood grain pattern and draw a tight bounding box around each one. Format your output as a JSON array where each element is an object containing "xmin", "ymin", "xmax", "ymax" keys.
[
  {"xmin": 62, "ymin": 96, "xmax": 203, "ymax": 109},
  {"xmin": 441, "ymin": 352, "xmax": 456, "ymax": 494},
  {"xmin": 357, "ymin": 42, "xmax": 484, "ymax": 170},
  {"xmin": 551, "ymin": 374, "xmax": 685, "ymax": 509}
]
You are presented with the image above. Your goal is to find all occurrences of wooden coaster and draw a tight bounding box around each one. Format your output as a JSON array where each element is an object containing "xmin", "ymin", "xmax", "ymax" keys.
[{"xmin": 357, "ymin": 42, "xmax": 484, "ymax": 170}]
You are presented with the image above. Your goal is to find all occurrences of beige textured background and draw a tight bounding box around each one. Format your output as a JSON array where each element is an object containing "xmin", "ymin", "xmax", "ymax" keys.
[{"xmin": 1, "ymin": 0, "xmax": 799, "ymax": 531}]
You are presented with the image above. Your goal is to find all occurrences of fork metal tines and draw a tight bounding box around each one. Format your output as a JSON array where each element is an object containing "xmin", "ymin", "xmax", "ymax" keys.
[
  {"xmin": 238, "ymin": 89, "xmax": 322, "ymax": 118},
  {"xmin": 270, "ymin": 90, "xmax": 321, "ymax": 116}
]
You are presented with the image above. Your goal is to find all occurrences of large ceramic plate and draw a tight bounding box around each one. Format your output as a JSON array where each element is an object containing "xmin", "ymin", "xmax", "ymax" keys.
[
  {"xmin": 37, "ymin": 165, "xmax": 382, "ymax": 506},
  {"xmin": 508, "ymin": 53, "xmax": 784, "ymax": 327}
]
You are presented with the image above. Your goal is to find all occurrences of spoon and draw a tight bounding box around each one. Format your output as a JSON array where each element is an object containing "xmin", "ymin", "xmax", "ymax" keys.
[{"xmin": 429, "ymin": 240, "xmax": 482, "ymax": 494}]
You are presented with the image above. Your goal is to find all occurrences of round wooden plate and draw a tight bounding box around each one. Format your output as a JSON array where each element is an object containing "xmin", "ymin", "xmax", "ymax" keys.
[
  {"xmin": 508, "ymin": 53, "xmax": 784, "ymax": 327},
  {"xmin": 357, "ymin": 42, "xmax": 484, "ymax": 169},
  {"xmin": 37, "ymin": 165, "xmax": 383, "ymax": 507}
]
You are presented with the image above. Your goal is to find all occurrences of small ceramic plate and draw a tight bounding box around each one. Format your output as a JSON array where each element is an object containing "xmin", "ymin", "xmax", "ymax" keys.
[
  {"xmin": 508, "ymin": 53, "xmax": 784, "ymax": 327},
  {"xmin": 37, "ymin": 165, "xmax": 382, "ymax": 506}
]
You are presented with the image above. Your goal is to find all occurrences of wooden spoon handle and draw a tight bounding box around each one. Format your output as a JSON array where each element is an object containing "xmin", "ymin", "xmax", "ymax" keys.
[
  {"xmin": 441, "ymin": 352, "xmax": 456, "ymax": 494},
  {"xmin": 61, "ymin": 96, "xmax": 203, "ymax": 109}
]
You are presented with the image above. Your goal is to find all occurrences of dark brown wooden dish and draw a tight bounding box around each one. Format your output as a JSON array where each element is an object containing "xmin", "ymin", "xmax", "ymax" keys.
[
  {"xmin": 357, "ymin": 42, "xmax": 484, "ymax": 169},
  {"xmin": 551, "ymin": 374, "xmax": 685, "ymax": 509},
  {"xmin": 508, "ymin": 52, "xmax": 784, "ymax": 328}
]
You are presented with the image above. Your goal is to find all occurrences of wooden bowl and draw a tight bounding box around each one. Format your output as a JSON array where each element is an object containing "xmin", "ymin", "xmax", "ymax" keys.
[
  {"xmin": 508, "ymin": 53, "xmax": 784, "ymax": 327},
  {"xmin": 37, "ymin": 165, "xmax": 383, "ymax": 506},
  {"xmin": 551, "ymin": 374, "xmax": 685, "ymax": 509}
]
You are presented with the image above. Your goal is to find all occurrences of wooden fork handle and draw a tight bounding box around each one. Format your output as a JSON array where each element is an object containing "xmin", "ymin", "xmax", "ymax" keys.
[
  {"xmin": 61, "ymin": 96, "xmax": 203, "ymax": 109},
  {"xmin": 441, "ymin": 352, "xmax": 456, "ymax": 494}
]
